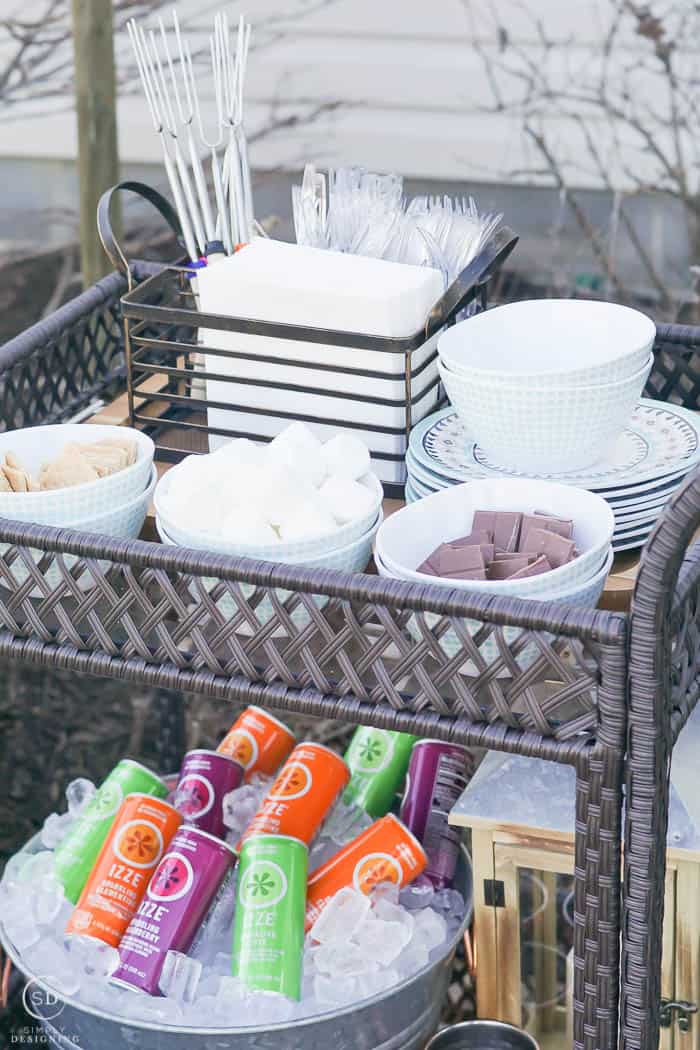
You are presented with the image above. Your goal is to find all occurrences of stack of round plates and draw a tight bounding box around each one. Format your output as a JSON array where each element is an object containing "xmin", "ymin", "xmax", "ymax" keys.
[{"xmin": 407, "ymin": 400, "xmax": 700, "ymax": 552}]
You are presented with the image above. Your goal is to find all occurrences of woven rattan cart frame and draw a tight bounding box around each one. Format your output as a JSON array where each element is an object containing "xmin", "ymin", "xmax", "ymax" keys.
[{"xmin": 2, "ymin": 273, "xmax": 700, "ymax": 1050}]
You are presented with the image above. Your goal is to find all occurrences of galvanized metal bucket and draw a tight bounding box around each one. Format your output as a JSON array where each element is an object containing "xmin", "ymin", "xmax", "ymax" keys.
[
  {"xmin": 2, "ymin": 843, "xmax": 472, "ymax": 1050},
  {"xmin": 426, "ymin": 1020, "xmax": 540, "ymax": 1050}
]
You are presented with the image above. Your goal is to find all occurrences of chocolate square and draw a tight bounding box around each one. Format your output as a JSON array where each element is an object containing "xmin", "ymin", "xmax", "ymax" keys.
[
  {"xmin": 449, "ymin": 529, "xmax": 493, "ymax": 548},
  {"xmin": 487, "ymin": 556, "xmax": 531, "ymax": 580},
  {"xmin": 438, "ymin": 544, "xmax": 486, "ymax": 578},
  {"xmin": 508, "ymin": 554, "xmax": 552, "ymax": 579},
  {"xmin": 492, "ymin": 511, "xmax": 523, "ymax": 552},
  {"xmin": 521, "ymin": 512, "xmax": 574, "ymax": 545},
  {"xmin": 521, "ymin": 527, "xmax": 576, "ymax": 569}
]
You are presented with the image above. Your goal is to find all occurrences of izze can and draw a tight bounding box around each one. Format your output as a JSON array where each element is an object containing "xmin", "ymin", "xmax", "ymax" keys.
[
  {"xmin": 113, "ymin": 825, "xmax": 236, "ymax": 995},
  {"xmin": 343, "ymin": 726, "xmax": 417, "ymax": 818},
  {"xmin": 399, "ymin": 740, "xmax": 473, "ymax": 889},
  {"xmin": 217, "ymin": 706, "xmax": 296, "ymax": 780},
  {"xmin": 55, "ymin": 759, "xmax": 168, "ymax": 903},
  {"xmin": 66, "ymin": 794, "xmax": 182, "ymax": 948},
  {"xmin": 305, "ymin": 813, "xmax": 427, "ymax": 931},
  {"xmin": 232, "ymin": 834, "xmax": 307, "ymax": 999},
  {"xmin": 239, "ymin": 742, "xmax": 349, "ymax": 847},
  {"xmin": 174, "ymin": 750, "xmax": 244, "ymax": 839}
]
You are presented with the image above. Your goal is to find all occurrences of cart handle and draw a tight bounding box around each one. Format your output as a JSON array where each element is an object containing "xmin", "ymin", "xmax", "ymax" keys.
[{"xmin": 97, "ymin": 181, "xmax": 183, "ymax": 287}]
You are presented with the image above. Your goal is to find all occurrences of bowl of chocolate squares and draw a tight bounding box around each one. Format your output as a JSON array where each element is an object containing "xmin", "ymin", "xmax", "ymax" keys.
[{"xmin": 375, "ymin": 478, "xmax": 614, "ymax": 599}]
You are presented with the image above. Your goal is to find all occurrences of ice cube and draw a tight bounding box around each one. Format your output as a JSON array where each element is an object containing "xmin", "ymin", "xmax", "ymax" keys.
[
  {"xmin": 4, "ymin": 914, "xmax": 40, "ymax": 952},
  {"xmin": 195, "ymin": 974, "xmax": 221, "ymax": 999},
  {"xmin": 32, "ymin": 874, "xmax": 68, "ymax": 926},
  {"xmin": 158, "ymin": 950, "xmax": 202, "ymax": 1002},
  {"xmin": 216, "ymin": 975, "xmax": 246, "ymax": 1003},
  {"xmin": 372, "ymin": 897, "xmax": 414, "ymax": 936},
  {"xmin": 433, "ymin": 888, "xmax": 465, "ymax": 921},
  {"xmin": 411, "ymin": 908, "xmax": 448, "ymax": 952},
  {"xmin": 314, "ymin": 940, "xmax": 368, "ymax": 978},
  {"xmin": 222, "ymin": 783, "xmax": 264, "ymax": 834},
  {"xmin": 314, "ymin": 973, "xmax": 360, "ymax": 1006},
  {"xmin": 322, "ymin": 799, "xmax": 372, "ymax": 845},
  {"xmin": 23, "ymin": 851, "xmax": 57, "ymax": 884},
  {"xmin": 23, "ymin": 937, "xmax": 79, "ymax": 997},
  {"xmin": 309, "ymin": 887, "xmax": 371, "ymax": 944},
  {"xmin": 184, "ymin": 994, "xmax": 219, "ymax": 1027},
  {"xmin": 41, "ymin": 812, "xmax": 74, "ymax": 850},
  {"xmin": 399, "ymin": 876, "xmax": 435, "ymax": 911},
  {"xmin": 321, "ymin": 434, "xmax": 371, "ymax": 481},
  {"xmin": 396, "ymin": 943, "xmax": 430, "ymax": 979},
  {"xmin": 356, "ymin": 967, "xmax": 399, "ymax": 999},
  {"xmin": 246, "ymin": 990, "xmax": 296, "ymax": 1024},
  {"xmin": 66, "ymin": 778, "xmax": 96, "ymax": 818},
  {"xmin": 370, "ymin": 880, "xmax": 401, "ymax": 906},
  {"xmin": 307, "ymin": 835, "xmax": 338, "ymax": 871},
  {"xmin": 352, "ymin": 917, "xmax": 411, "ymax": 965},
  {"xmin": 66, "ymin": 935, "xmax": 120, "ymax": 979}
]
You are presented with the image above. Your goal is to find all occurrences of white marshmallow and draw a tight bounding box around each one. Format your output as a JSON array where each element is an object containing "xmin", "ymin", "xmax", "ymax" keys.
[
  {"xmin": 255, "ymin": 464, "xmax": 317, "ymax": 529},
  {"xmin": 318, "ymin": 476, "xmax": 377, "ymax": 525},
  {"xmin": 267, "ymin": 425, "xmax": 326, "ymax": 488},
  {"xmin": 210, "ymin": 438, "xmax": 265, "ymax": 468},
  {"xmin": 278, "ymin": 500, "xmax": 337, "ymax": 542},
  {"xmin": 320, "ymin": 435, "xmax": 371, "ymax": 481},
  {"xmin": 219, "ymin": 506, "xmax": 279, "ymax": 545}
]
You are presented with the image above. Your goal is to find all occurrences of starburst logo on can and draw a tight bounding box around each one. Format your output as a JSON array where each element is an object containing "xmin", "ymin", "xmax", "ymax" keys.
[
  {"xmin": 175, "ymin": 774, "xmax": 215, "ymax": 819},
  {"xmin": 113, "ymin": 820, "xmax": 164, "ymax": 869},
  {"xmin": 224, "ymin": 728, "xmax": 259, "ymax": 770},
  {"xmin": 353, "ymin": 852, "xmax": 403, "ymax": 894},
  {"xmin": 267, "ymin": 761, "xmax": 312, "ymax": 802},
  {"xmin": 352, "ymin": 729, "xmax": 395, "ymax": 774},
  {"xmin": 239, "ymin": 859, "xmax": 288, "ymax": 909},
  {"xmin": 91, "ymin": 781, "xmax": 123, "ymax": 819},
  {"xmin": 148, "ymin": 851, "xmax": 195, "ymax": 903}
]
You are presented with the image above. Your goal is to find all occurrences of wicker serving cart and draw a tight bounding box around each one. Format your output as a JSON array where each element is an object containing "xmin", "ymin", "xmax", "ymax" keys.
[{"xmin": 1, "ymin": 269, "xmax": 700, "ymax": 1050}]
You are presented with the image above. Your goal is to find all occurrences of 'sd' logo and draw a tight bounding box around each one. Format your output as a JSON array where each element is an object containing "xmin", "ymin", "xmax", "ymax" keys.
[{"xmin": 22, "ymin": 977, "xmax": 65, "ymax": 1021}]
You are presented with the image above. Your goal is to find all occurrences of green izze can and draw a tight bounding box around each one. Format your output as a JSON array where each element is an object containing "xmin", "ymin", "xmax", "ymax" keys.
[
  {"xmin": 342, "ymin": 727, "xmax": 417, "ymax": 818},
  {"xmin": 232, "ymin": 834, "xmax": 308, "ymax": 1000},
  {"xmin": 54, "ymin": 758, "xmax": 167, "ymax": 903}
]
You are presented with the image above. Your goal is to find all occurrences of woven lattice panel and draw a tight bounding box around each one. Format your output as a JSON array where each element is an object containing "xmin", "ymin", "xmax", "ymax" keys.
[
  {"xmin": 0, "ymin": 289, "xmax": 125, "ymax": 431},
  {"xmin": 645, "ymin": 339, "xmax": 700, "ymax": 411},
  {"xmin": 0, "ymin": 539, "xmax": 613, "ymax": 742}
]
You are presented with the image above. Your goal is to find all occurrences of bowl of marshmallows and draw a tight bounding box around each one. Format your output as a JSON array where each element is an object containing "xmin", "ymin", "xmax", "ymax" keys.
[{"xmin": 154, "ymin": 423, "xmax": 383, "ymax": 573}]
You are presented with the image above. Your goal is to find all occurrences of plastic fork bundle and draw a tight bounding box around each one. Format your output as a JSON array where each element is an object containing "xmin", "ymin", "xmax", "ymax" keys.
[
  {"xmin": 293, "ymin": 165, "xmax": 503, "ymax": 288},
  {"xmin": 128, "ymin": 8, "xmax": 253, "ymax": 261}
]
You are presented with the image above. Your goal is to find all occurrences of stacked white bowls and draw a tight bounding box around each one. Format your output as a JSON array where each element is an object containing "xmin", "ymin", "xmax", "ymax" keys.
[
  {"xmin": 374, "ymin": 479, "xmax": 615, "ymax": 664},
  {"xmin": 438, "ymin": 300, "xmax": 656, "ymax": 474},
  {"xmin": 0, "ymin": 424, "xmax": 155, "ymax": 536}
]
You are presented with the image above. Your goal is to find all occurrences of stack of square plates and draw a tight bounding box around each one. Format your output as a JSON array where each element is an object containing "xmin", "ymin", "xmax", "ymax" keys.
[{"xmin": 406, "ymin": 400, "xmax": 700, "ymax": 552}]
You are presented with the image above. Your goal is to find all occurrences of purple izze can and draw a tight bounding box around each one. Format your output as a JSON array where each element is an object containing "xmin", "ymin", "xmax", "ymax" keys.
[
  {"xmin": 173, "ymin": 749, "xmax": 244, "ymax": 839},
  {"xmin": 112, "ymin": 825, "xmax": 236, "ymax": 995},
  {"xmin": 399, "ymin": 740, "xmax": 474, "ymax": 889}
]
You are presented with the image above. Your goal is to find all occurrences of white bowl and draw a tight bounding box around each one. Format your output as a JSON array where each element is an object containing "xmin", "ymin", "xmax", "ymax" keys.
[
  {"xmin": 157, "ymin": 511, "xmax": 381, "ymax": 574},
  {"xmin": 438, "ymin": 299, "xmax": 655, "ymax": 386},
  {"xmin": 0, "ymin": 424, "xmax": 154, "ymax": 525},
  {"xmin": 439, "ymin": 355, "xmax": 652, "ymax": 474},
  {"xmin": 375, "ymin": 545, "xmax": 613, "ymax": 668},
  {"xmin": 375, "ymin": 478, "xmax": 615, "ymax": 597},
  {"xmin": 154, "ymin": 465, "xmax": 384, "ymax": 560}
]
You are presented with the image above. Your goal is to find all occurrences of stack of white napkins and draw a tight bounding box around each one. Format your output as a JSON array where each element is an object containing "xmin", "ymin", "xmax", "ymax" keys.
[{"xmin": 195, "ymin": 240, "xmax": 444, "ymax": 483}]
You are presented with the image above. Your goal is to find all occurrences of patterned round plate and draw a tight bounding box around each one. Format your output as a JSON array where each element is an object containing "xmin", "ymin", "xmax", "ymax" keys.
[{"xmin": 410, "ymin": 400, "xmax": 700, "ymax": 493}]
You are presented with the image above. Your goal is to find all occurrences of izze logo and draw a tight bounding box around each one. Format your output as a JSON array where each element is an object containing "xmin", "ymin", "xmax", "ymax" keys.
[
  {"xmin": 239, "ymin": 860, "xmax": 287, "ymax": 909},
  {"xmin": 148, "ymin": 851, "xmax": 194, "ymax": 903},
  {"xmin": 175, "ymin": 774, "xmax": 215, "ymax": 819}
]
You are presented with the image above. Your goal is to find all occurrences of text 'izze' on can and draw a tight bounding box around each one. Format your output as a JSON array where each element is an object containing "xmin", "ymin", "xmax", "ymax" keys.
[
  {"xmin": 232, "ymin": 833, "xmax": 307, "ymax": 1000},
  {"xmin": 65, "ymin": 794, "xmax": 182, "ymax": 948},
  {"xmin": 239, "ymin": 742, "xmax": 350, "ymax": 847},
  {"xmin": 343, "ymin": 726, "xmax": 417, "ymax": 818},
  {"xmin": 305, "ymin": 813, "xmax": 427, "ymax": 931},
  {"xmin": 174, "ymin": 750, "xmax": 244, "ymax": 840},
  {"xmin": 399, "ymin": 740, "xmax": 473, "ymax": 889},
  {"xmin": 54, "ymin": 759, "xmax": 168, "ymax": 904},
  {"xmin": 217, "ymin": 706, "xmax": 296, "ymax": 781},
  {"xmin": 113, "ymin": 825, "xmax": 236, "ymax": 995}
]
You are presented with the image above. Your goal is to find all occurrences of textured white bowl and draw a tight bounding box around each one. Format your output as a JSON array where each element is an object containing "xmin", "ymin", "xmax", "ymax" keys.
[
  {"xmin": 154, "ymin": 465, "xmax": 384, "ymax": 560},
  {"xmin": 375, "ymin": 478, "xmax": 614, "ymax": 597},
  {"xmin": 439, "ymin": 355, "xmax": 652, "ymax": 474},
  {"xmin": 438, "ymin": 299, "xmax": 655, "ymax": 386},
  {"xmin": 376, "ymin": 546, "xmax": 613, "ymax": 667},
  {"xmin": 0, "ymin": 424, "xmax": 154, "ymax": 525},
  {"xmin": 157, "ymin": 511, "xmax": 381, "ymax": 574}
]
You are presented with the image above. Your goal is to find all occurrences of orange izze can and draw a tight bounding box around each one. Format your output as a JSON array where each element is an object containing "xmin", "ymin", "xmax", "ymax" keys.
[
  {"xmin": 239, "ymin": 742, "xmax": 349, "ymax": 847},
  {"xmin": 217, "ymin": 706, "xmax": 296, "ymax": 781},
  {"xmin": 66, "ymin": 794, "xmax": 182, "ymax": 948},
  {"xmin": 305, "ymin": 813, "xmax": 427, "ymax": 931}
]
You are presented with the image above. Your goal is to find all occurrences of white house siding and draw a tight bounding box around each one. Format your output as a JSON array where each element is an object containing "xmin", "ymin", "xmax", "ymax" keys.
[{"xmin": 1, "ymin": 0, "xmax": 693, "ymax": 192}]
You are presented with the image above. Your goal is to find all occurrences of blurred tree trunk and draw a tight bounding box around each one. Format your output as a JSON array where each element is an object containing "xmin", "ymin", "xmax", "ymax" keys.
[{"xmin": 71, "ymin": 0, "xmax": 120, "ymax": 286}]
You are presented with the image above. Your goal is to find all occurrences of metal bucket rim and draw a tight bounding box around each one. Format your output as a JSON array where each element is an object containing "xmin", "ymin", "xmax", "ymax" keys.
[{"xmin": 2, "ymin": 843, "xmax": 472, "ymax": 1037}]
